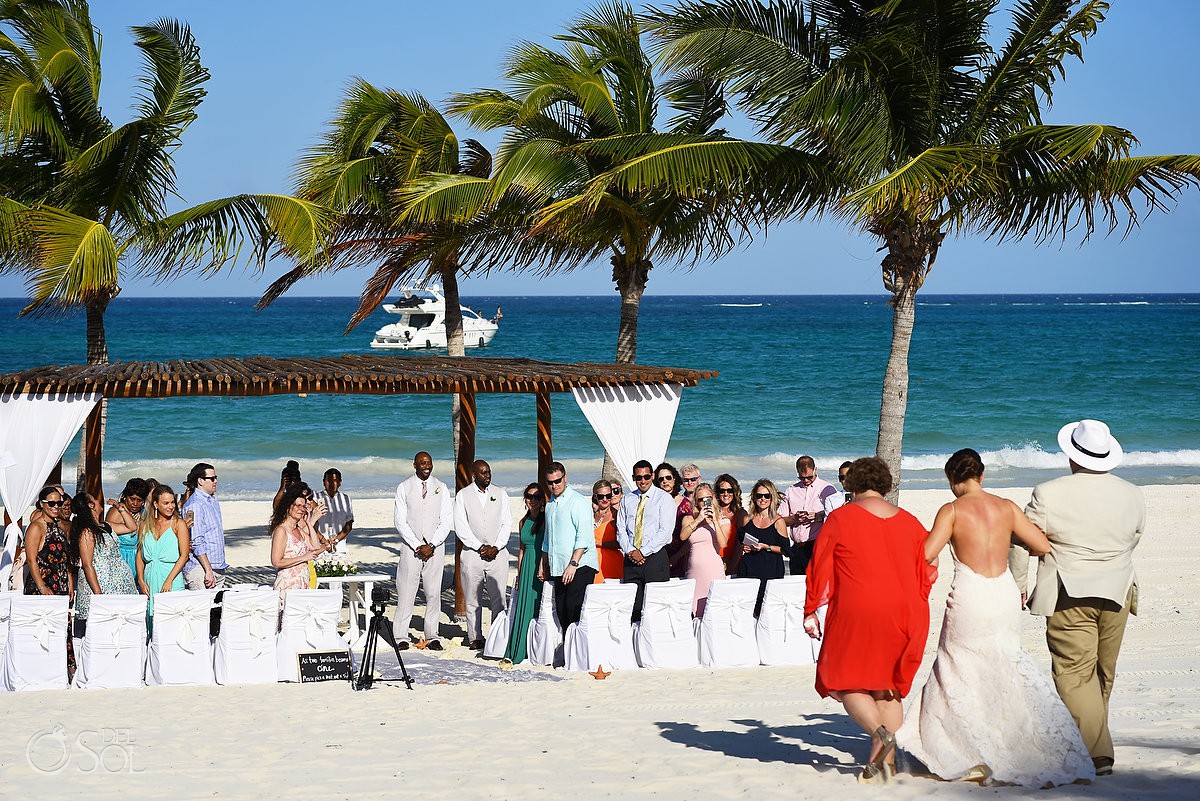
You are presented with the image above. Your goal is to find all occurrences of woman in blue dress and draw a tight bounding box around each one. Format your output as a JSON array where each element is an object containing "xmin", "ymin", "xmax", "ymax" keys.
[{"xmin": 105, "ymin": 478, "xmax": 148, "ymax": 578}]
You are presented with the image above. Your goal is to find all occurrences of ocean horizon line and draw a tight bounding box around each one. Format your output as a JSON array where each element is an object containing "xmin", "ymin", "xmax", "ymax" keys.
[{"xmin": 3, "ymin": 291, "xmax": 1200, "ymax": 302}]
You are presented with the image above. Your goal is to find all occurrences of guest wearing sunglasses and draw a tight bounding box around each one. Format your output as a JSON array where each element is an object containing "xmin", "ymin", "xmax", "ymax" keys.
[
  {"xmin": 712, "ymin": 474, "xmax": 749, "ymax": 573},
  {"xmin": 538, "ymin": 462, "xmax": 598, "ymax": 628},
  {"xmin": 503, "ymin": 484, "xmax": 548, "ymax": 665},
  {"xmin": 591, "ymin": 480, "xmax": 622, "ymax": 582},
  {"xmin": 679, "ymin": 483, "xmax": 728, "ymax": 615},
  {"xmin": 616, "ymin": 459, "xmax": 676, "ymax": 622},
  {"xmin": 181, "ymin": 462, "xmax": 228, "ymax": 591},
  {"xmin": 23, "ymin": 485, "xmax": 75, "ymax": 676},
  {"xmin": 655, "ymin": 462, "xmax": 692, "ymax": 579},
  {"xmin": 737, "ymin": 479, "xmax": 792, "ymax": 615}
]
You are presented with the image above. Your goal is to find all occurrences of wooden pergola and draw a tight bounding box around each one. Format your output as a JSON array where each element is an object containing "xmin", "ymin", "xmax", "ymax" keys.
[{"xmin": 0, "ymin": 354, "xmax": 718, "ymax": 497}]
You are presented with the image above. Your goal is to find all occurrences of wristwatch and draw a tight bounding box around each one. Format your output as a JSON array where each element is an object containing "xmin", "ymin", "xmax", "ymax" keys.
[{"xmin": 568, "ymin": 559, "xmax": 579, "ymax": 567}]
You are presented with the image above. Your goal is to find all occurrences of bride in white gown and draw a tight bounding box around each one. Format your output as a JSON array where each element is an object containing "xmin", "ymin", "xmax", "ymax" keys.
[{"xmin": 898, "ymin": 449, "xmax": 1095, "ymax": 787}]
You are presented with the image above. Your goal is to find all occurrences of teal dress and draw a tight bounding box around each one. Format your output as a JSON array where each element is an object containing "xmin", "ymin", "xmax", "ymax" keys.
[
  {"xmin": 503, "ymin": 517, "xmax": 546, "ymax": 664},
  {"xmin": 116, "ymin": 532, "xmax": 140, "ymax": 578},
  {"xmin": 141, "ymin": 525, "xmax": 186, "ymax": 619}
]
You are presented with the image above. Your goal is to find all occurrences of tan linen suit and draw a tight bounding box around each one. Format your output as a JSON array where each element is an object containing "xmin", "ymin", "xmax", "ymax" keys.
[{"xmin": 1012, "ymin": 471, "xmax": 1144, "ymax": 763}]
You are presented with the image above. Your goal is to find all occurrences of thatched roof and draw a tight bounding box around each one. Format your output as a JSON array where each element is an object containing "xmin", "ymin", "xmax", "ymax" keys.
[{"xmin": 0, "ymin": 355, "xmax": 717, "ymax": 398}]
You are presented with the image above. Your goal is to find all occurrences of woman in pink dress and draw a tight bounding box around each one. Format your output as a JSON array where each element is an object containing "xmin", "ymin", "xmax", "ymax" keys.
[
  {"xmin": 271, "ymin": 486, "xmax": 327, "ymax": 594},
  {"xmin": 679, "ymin": 483, "xmax": 728, "ymax": 615}
]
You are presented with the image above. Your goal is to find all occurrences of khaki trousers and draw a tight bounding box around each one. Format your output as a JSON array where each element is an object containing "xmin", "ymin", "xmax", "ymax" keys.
[{"xmin": 1045, "ymin": 590, "xmax": 1132, "ymax": 761}]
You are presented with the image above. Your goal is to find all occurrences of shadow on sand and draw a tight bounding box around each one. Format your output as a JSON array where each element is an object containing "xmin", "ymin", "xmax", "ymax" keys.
[{"xmin": 656, "ymin": 715, "xmax": 862, "ymax": 776}]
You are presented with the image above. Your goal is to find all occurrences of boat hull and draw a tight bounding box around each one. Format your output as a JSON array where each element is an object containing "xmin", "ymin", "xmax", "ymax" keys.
[{"xmin": 370, "ymin": 321, "xmax": 498, "ymax": 350}]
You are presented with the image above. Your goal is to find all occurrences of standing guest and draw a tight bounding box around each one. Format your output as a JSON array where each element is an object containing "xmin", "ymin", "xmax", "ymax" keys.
[
  {"xmin": 272, "ymin": 460, "xmax": 302, "ymax": 513},
  {"xmin": 679, "ymin": 483, "xmax": 727, "ymax": 615},
  {"xmin": 823, "ymin": 461, "xmax": 854, "ymax": 518},
  {"xmin": 655, "ymin": 462, "xmax": 692, "ymax": 579},
  {"xmin": 680, "ymin": 464, "xmax": 702, "ymax": 501},
  {"xmin": 537, "ymin": 461, "xmax": 597, "ymax": 628},
  {"xmin": 503, "ymin": 484, "xmax": 547, "ymax": 665},
  {"xmin": 29, "ymin": 483, "xmax": 71, "ymax": 529},
  {"xmin": 137, "ymin": 485, "xmax": 190, "ymax": 623},
  {"xmin": 736, "ymin": 479, "xmax": 792, "ymax": 614},
  {"xmin": 73, "ymin": 493, "xmax": 137, "ymax": 629},
  {"xmin": 678, "ymin": 464, "xmax": 702, "ymax": 577},
  {"xmin": 22, "ymin": 485, "xmax": 75, "ymax": 676},
  {"xmin": 802, "ymin": 457, "xmax": 932, "ymax": 783},
  {"xmin": 271, "ymin": 485, "xmax": 328, "ymax": 593},
  {"xmin": 713, "ymin": 474, "xmax": 747, "ymax": 573},
  {"xmin": 106, "ymin": 478, "xmax": 148, "ymax": 577},
  {"xmin": 780, "ymin": 456, "xmax": 840, "ymax": 575},
  {"xmin": 615, "ymin": 460, "xmax": 675, "ymax": 622},
  {"xmin": 1012, "ymin": 420, "xmax": 1145, "ymax": 777},
  {"xmin": 181, "ymin": 463, "xmax": 228, "ymax": 590},
  {"xmin": 314, "ymin": 468, "xmax": 354, "ymax": 554},
  {"xmin": 454, "ymin": 460, "xmax": 513, "ymax": 650},
  {"xmin": 392, "ymin": 451, "xmax": 452, "ymax": 651},
  {"xmin": 591, "ymin": 479, "xmax": 622, "ymax": 582}
]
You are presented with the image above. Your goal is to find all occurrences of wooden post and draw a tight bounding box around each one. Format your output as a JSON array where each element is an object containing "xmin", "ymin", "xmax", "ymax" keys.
[
  {"xmin": 84, "ymin": 402, "xmax": 103, "ymax": 501},
  {"xmin": 536, "ymin": 391, "xmax": 553, "ymax": 484},
  {"xmin": 453, "ymin": 390, "xmax": 476, "ymax": 619}
]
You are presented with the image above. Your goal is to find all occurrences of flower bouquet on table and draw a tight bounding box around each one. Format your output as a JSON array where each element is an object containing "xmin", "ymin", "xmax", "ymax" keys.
[{"xmin": 313, "ymin": 554, "xmax": 359, "ymax": 578}]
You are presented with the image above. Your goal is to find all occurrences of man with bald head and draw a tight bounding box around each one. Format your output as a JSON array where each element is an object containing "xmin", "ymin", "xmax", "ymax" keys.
[
  {"xmin": 393, "ymin": 451, "xmax": 452, "ymax": 650},
  {"xmin": 454, "ymin": 459, "xmax": 513, "ymax": 650}
]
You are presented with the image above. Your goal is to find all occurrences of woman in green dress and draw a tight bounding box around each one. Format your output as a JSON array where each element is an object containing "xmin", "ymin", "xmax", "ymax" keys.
[
  {"xmin": 502, "ymin": 483, "xmax": 546, "ymax": 665},
  {"xmin": 136, "ymin": 485, "xmax": 190, "ymax": 625}
]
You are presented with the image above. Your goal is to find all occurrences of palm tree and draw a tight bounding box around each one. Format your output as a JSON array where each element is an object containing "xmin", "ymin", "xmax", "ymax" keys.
[
  {"xmin": 0, "ymin": 0, "xmax": 326, "ymax": 487},
  {"xmin": 652, "ymin": 0, "xmax": 1200, "ymax": 496}
]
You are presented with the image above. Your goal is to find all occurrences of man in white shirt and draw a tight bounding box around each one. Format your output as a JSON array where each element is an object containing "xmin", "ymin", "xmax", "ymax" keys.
[
  {"xmin": 779, "ymin": 455, "xmax": 840, "ymax": 575},
  {"xmin": 823, "ymin": 461, "xmax": 853, "ymax": 518},
  {"xmin": 314, "ymin": 468, "xmax": 354, "ymax": 554},
  {"xmin": 392, "ymin": 451, "xmax": 452, "ymax": 651},
  {"xmin": 453, "ymin": 460, "xmax": 512, "ymax": 650},
  {"xmin": 616, "ymin": 459, "xmax": 676, "ymax": 622}
]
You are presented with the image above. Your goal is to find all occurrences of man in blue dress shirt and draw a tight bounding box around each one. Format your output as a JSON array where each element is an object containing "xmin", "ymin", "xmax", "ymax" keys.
[{"xmin": 616, "ymin": 459, "xmax": 676, "ymax": 622}]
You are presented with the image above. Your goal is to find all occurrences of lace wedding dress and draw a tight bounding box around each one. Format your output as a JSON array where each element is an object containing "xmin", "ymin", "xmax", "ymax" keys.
[{"xmin": 898, "ymin": 556, "xmax": 1095, "ymax": 786}]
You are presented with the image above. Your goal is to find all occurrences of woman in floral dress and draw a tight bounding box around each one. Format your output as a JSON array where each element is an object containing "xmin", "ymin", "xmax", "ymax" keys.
[
  {"xmin": 23, "ymin": 485, "xmax": 75, "ymax": 676},
  {"xmin": 271, "ymin": 485, "xmax": 327, "ymax": 594}
]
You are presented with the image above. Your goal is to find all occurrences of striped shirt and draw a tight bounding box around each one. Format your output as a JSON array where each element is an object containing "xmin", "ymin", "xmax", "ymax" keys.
[
  {"xmin": 315, "ymin": 490, "xmax": 354, "ymax": 554},
  {"xmin": 182, "ymin": 489, "xmax": 227, "ymax": 571}
]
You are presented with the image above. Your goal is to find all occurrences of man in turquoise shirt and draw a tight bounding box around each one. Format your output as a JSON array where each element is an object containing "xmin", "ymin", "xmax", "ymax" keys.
[{"xmin": 537, "ymin": 461, "xmax": 597, "ymax": 627}]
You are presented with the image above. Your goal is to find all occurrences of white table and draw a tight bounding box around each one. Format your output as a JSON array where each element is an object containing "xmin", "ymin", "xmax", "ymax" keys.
[{"xmin": 315, "ymin": 574, "xmax": 390, "ymax": 649}]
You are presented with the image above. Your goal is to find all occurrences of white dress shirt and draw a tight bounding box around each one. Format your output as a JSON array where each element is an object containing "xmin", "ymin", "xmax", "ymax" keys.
[{"xmin": 453, "ymin": 483, "xmax": 513, "ymax": 550}]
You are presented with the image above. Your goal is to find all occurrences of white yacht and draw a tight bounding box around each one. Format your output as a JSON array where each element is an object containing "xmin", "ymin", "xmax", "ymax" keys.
[{"xmin": 370, "ymin": 285, "xmax": 501, "ymax": 350}]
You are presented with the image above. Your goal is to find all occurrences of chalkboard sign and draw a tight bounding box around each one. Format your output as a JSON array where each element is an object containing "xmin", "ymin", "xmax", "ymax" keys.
[{"xmin": 297, "ymin": 650, "xmax": 353, "ymax": 683}]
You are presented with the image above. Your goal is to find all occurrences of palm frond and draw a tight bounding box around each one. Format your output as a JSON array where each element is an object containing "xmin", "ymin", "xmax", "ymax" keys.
[
  {"xmin": 19, "ymin": 203, "xmax": 119, "ymax": 317},
  {"xmin": 130, "ymin": 18, "xmax": 208, "ymax": 133}
]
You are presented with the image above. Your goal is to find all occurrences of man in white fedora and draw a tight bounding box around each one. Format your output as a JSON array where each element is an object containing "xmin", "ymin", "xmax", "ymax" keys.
[{"xmin": 1010, "ymin": 419, "xmax": 1144, "ymax": 776}]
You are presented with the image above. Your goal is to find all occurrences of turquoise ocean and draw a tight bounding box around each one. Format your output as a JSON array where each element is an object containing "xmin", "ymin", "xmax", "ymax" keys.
[{"xmin": 2, "ymin": 293, "xmax": 1198, "ymax": 500}]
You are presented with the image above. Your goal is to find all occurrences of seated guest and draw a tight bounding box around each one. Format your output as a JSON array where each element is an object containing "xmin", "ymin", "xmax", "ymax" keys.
[
  {"xmin": 73, "ymin": 492, "xmax": 137, "ymax": 630},
  {"xmin": 736, "ymin": 479, "xmax": 792, "ymax": 615},
  {"xmin": 271, "ymin": 485, "xmax": 328, "ymax": 594},
  {"xmin": 616, "ymin": 460, "xmax": 675, "ymax": 622},
  {"xmin": 23, "ymin": 485, "xmax": 75, "ymax": 677},
  {"xmin": 592, "ymin": 479, "xmax": 622, "ymax": 582},
  {"xmin": 314, "ymin": 468, "xmax": 354, "ymax": 554},
  {"xmin": 106, "ymin": 478, "xmax": 149, "ymax": 577},
  {"xmin": 137, "ymin": 485, "xmax": 190, "ymax": 624},
  {"xmin": 713, "ymin": 474, "xmax": 748, "ymax": 574},
  {"xmin": 503, "ymin": 484, "xmax": 547, "ymax": 665},
  {"xmin": 680, "ymin": 483, "xmax": 728, "ymax": 615}
]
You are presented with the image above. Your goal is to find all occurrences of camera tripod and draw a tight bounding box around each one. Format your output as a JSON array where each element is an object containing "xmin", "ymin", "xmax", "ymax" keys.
[{"xmin": 355, "ymin": 584, "xmax": 414, "ymax": 691}]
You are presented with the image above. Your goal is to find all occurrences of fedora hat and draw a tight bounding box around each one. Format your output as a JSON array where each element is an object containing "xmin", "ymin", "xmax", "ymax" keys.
[{"xmin": 1058, "ymin": 419, "xmax": 1123, "ymax": 472}]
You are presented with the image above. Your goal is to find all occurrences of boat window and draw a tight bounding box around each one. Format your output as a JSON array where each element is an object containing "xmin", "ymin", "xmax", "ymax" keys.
[{"xmin": 408, "ymin": 313, "xmax": 435, "ymax": 330}]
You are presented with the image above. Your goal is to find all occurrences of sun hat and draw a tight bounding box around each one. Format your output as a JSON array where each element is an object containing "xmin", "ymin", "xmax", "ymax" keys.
[{"xmin": 1057, "ymin": 419, "xmax": 1124, "ymax": 472}]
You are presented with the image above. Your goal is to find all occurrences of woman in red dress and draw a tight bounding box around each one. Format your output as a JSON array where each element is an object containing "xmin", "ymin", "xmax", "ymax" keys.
[{"xmin": 803, "ymin": 457, "xmax": 932, "ymax": 783}]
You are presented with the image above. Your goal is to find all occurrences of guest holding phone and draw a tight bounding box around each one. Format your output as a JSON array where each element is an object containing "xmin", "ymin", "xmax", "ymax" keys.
[{"xmin": 680, "ymin": 483, "xmax": 728, "ymax": 615}]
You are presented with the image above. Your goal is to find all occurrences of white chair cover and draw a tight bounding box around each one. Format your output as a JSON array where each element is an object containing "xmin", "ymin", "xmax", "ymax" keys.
[
  {"xmin": 147, "ymin": 590, "xmax": 216, "ymax": 686},
  {"xmin": 698, "ymin": 578, "xmax": 761, "ymax": 668},
  {"xmin": 0, "ymin": 530, "xmax": 18, "ymax": 591},
  {"xmin": 633, "ymin": 578, "xmax": 699, "ymax": 669},
  {"xmin": 73, "ymin": 594, "xmax": 146, "ymax": 689},
  {"xmin": 276, "ymin": 589, "xmax": 344, "ymax": 682},
  {"xmin": 214, "ymin": 589, "xmax": 279, "ymax": 685},
  {"xmin": 2, "ymin": 594, "xmax": 69, "ymax": 691},
  {"xmin": 563, "ymin": 582, "xmax": 638, "ymax": 672},
  {"xmin": 0, "ymin": 591, "xmax": 14, "ymax": 688},
  {"xmin": 482, "ymin": 586, "xmax": 513, "ymax": 659},
  {"xmin": 755, "ymin": 576, "xmax": 814, "ymax": 666},
  {"xmin": 525, "ymin": 586, "xmax": 563, "ymax": 667}
]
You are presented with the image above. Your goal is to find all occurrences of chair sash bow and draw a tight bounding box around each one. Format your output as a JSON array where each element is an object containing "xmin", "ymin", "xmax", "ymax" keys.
[
  {"xmin": 705, "ymin": 595, "xmax": 755, "ymax": 637},
  {"xmin": 153, "ymin": 602, "xmax": 211, "ymax": 653}
]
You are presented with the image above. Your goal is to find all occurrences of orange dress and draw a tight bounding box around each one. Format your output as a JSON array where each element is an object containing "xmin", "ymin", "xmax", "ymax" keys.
[
  {"xmin": 804, "ymin": 504, "xmax": 931, "ymax": 698},
  {"xmin": 593, "ymin": 516, "xmax": 623, "ymax": 582}
]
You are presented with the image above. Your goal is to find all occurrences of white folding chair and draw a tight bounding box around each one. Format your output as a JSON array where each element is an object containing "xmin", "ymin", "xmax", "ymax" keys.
[
  {"xmin": 756, "ymin": 576, "xmax": 813, "ymax": 666},
  {"xmin": 147, "ymin": 590, "xmax": 215, "ymax": 686},
  {"xmin": 633, "ymin": 578, "xmax": 699, "ymax": 669},
  {"xmin": 563, "ymin": 582, "xmax": 638, "ymax": 672},
  {"xmin": 276, "ymin": 589, "xmax": 344, "ymax": 681},
  {"xmin": 0, "ymin": 591, "xmax": 15, "ymax": 689},
  {"xmin": 0, "ymin": 527, "xmax": 19, "ymax": 591},
  {"xmin": 482, "ymin": 586, "xmax": 514, "ymax": 659},
  {"xmin": 73, "ymin": 594, "xmax": 146, "ymax": 689},
  {"xmin": 525, "ymin": 587, "xmax": 563, "ymax": 667},
  {"xmin": 2, "ymin": 595, "xmax": 69, "ymax": 691},
  {"xmin": 214, "ymin": 589, "xmax": 279, "ymax": 685},
  {"xmin": 698, "ymin": 578, "xmax": 761, "ymax": 668}
]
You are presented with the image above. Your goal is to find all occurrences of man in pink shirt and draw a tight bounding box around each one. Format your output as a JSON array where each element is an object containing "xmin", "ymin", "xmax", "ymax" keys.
[{"xmin": 779, "ymin": 455, "xmax": 840, "ymax": 575}]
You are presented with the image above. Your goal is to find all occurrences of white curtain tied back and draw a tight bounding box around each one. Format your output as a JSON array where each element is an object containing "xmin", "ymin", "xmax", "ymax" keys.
[{"xmin": 572, "ymin": 383, "xmax": 682, "ymax": 488}]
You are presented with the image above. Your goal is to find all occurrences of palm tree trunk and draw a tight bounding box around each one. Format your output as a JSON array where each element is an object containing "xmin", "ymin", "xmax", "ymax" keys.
[
  {"xmin": 440, "ymin": 263, "xmax": 468, "ymax": 619},
  {"xmin": 77, "ymin": 294, "xmax": 111, "ymax": 494},
  {"xmin": 601, "ymin": 254, "xmax": 653, "ymax": 482}
]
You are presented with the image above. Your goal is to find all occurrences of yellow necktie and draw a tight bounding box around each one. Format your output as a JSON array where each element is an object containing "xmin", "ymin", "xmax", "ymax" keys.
[{"xmin": 634, "ymin": 493, "xmax": 648, "ymax": 550}]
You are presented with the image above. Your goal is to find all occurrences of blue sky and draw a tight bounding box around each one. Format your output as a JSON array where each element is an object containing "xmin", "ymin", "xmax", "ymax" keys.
[{"xmin": 2, "ymin": 0, "xmax": 1197, "ymax": 299}]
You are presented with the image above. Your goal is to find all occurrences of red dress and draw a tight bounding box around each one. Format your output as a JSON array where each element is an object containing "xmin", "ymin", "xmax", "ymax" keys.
[{"xmin": 804, "ymin": 504, "xmax": 931, "ymax": 698}]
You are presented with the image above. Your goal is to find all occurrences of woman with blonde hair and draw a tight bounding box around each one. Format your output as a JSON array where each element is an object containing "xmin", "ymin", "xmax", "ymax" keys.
[
  {"xmin": 735, "ymin": 479, "xmax": 791, "ymax": 615},
  {"xmin": 137, "ymin": 484, "xmax": 190, "ymax": 625},
  {"xmin": 679, "ymin": 482, "xmax": 727, "ymax": 615}
]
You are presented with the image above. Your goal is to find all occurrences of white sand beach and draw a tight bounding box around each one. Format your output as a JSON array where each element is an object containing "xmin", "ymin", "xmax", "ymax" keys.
[{"xmin": 2, "ymin": 484, "xmax": 1198, "ymax": 799}]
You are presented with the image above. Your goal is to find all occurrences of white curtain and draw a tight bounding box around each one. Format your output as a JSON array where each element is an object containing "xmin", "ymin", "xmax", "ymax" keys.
[
  {"xmin": 0, "ymin": 392, "xmax": 101, "ymax": 587},
  {"xmin": 571, "ymin": 382, "xmax": 682, "ymax": 488}
]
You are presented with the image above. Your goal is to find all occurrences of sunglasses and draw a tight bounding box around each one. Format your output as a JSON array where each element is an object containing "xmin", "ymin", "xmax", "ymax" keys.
[
  {"xmin": 524, "ymin": 493, "xmax": 542, "ymax": 501},
  {"xmin": 798, "ymin": 474, "xmax": 816, "ymax": 482},
  {"xmin": 632, "ymin": 473, "xmax": 652, "ymax": 481},
  {"xmin": 545, "ymin": 476, "xmax": 564, "ymax": 486},
  {"xmin": 839, "ymin": 474, "xmax": 849, "ymax": 482},
  {"xmin": 202, "ymin": 475, "xmax": 218, "ymax": 481},
  {"xmin": 681, "ymin": 475, "xmax": 700, "ymax": 483},
  {"xmin": 593, "ymin": 493, "xmax": 613, "ymax": 501},
  {"xmin": 42, "ymin": 499, "xmax": 65, "ymax": 508},
  {"xmin": 654, "ymin": 476, "xmax": 673, "ymax": 485},
  {"xmin": 716, "ymin": 487, "xmax": 734, "ymax": 495},
  {"xmin": 610, "ymin": 486, "xmax": 622, "ymax": 494},
  {"xmin": 752, "ymin": 493, "xmax": 772, "ymax": 500}
]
